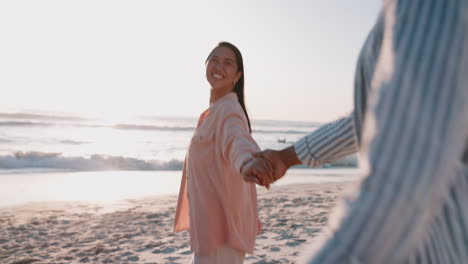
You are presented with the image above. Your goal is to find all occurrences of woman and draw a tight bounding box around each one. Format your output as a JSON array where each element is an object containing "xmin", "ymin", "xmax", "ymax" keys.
[{"xmin": 173, "ymin": 42, "xmax": 271, "ymax": 264}]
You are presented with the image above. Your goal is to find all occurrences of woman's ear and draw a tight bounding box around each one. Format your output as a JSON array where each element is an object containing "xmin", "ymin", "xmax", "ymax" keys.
[{"xmin": 234, "ymin": 72, "xmax": 242, "ymax": 85}]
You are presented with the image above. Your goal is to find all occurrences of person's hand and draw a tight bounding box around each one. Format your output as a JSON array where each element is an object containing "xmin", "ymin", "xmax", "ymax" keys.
[
  {"xmin": 252, "ymin": 149, "xmax": 288, "ymax": 184},
  {"xmin": 243, "ymin": 146, "xmax": 301, "ymax": 188},
  {"xmin": 241, "ymin": 157, "xmax": 274, "ymax": 189}
]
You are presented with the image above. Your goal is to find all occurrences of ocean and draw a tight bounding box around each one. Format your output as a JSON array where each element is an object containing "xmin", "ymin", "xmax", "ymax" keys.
[
  {"xmin": 0, "ymin": 112, "xmax": 359, "ymax": 206},
  {"xmin": 0, "ymin": 113, "xmax": 357, "ymax": 171}
]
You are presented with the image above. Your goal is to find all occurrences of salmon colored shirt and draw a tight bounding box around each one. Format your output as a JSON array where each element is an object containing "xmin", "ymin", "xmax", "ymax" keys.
[{"xmin": 173, "ymin": 92, "xmax": 260, "ymax": 255}]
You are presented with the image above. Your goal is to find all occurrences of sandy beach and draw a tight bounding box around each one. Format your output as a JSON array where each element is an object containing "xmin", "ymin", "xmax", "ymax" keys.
[{"xmin": 1, "ymin": 182, "xmax": 354, "ymax": 264}]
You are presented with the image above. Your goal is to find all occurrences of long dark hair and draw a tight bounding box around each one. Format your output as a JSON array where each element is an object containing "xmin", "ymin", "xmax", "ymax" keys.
[{"xmin": 206, "ymin": 42, "xmax": 251, "ymax": 133}]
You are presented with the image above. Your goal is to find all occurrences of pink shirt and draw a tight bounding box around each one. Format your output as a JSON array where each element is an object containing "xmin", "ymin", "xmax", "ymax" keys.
[{"xmin": 173, "ymin": 92, "xmax": 260, "ymax": 255}]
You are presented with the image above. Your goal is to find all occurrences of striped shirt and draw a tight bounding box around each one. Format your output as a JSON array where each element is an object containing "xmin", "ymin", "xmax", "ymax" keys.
[{"xmin": 294, "ymin": 0, "xmax": 468, "ymax": 263}]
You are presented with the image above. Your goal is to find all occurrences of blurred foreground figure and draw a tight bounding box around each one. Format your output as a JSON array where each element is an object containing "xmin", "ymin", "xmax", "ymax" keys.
[{"xmin": 244, "ymin": 0, "xmax": 468, "ymax": 262}]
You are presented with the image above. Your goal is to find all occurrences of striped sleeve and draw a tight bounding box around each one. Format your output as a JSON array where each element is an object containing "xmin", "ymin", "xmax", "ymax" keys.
[
  {"xmin": 293, "ymin": 114, "xmax": 357, "ymax": 167},
  {"xmin": 303, "ymin": 0, "xmax": 468, "ymax": 263}
]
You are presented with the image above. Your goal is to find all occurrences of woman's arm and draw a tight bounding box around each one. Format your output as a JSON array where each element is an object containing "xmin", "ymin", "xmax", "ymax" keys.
[{"xmin": 216, "ymin": 106, "xmax": 272, "ymax": 179}]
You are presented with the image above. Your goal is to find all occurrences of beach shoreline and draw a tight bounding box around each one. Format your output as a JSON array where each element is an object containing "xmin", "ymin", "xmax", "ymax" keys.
[{"xmin": 1, "ymin": 182, "xmax": 355, "ymax": 264}]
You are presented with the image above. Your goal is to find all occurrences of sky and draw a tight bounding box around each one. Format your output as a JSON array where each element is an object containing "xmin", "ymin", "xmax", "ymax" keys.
[{"xmin": 0, "ymin": 0, "xmax": 382, "ymax": 123}]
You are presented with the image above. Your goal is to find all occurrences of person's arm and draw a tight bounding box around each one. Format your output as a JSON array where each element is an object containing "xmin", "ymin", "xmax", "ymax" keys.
[
  {"xmin": 217, "ymin": 106, "xmax": 272, "ymax": 178},
  {"xmin": 294, "ymin": 114, "xmax": 357, "ymax": 167},
  {"xmin": 246, "ymin": 114, "xmax": 357, "ymax": 184},
  {"xmin": 302, "ymin": 1, "xmax": 468, "ymax": 263}
]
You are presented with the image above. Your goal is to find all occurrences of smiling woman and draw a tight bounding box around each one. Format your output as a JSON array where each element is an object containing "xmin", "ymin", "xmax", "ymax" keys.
[
  {"xmin": 205, "ymin": 42, "xmax": 251, "ymax": 131},
  {"xmin": 174, "ymin": 42, "xmax": 272, "ymax": 263}
]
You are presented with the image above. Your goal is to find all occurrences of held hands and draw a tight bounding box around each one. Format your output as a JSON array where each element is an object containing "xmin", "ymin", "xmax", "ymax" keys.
[
  {"xmin": 241, "ymin": 149, "xmax": 290, "ymax": 189},
  {"xmin": 241, "ymin": 156, "xmax": 274, "ymax": 189}
]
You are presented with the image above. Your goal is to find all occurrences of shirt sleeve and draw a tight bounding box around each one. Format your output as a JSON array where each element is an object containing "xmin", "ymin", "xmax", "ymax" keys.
[
  {"xmin": 217, "ymin": 106, "xmax": 261, "ymax": 175},
  {"xmin": 294, "ymin": 113, "xmax": 357, "ymax": 167},
  {"xmin": 302, "ymin": 1, "xmax": 468, "ymax": 263}
]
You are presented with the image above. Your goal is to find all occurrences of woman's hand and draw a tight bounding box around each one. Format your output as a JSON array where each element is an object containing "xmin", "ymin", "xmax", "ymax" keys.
[
  {"xmin": 241, "ymin": 157, "xmax": 274, "ymax": 189},
  {"xmin": 243, "ymin": 146, "xmax": 302, "ymax": 188}
]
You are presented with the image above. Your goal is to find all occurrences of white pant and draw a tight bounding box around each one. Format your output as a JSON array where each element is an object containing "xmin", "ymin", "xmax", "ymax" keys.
[{"xmin": 190, "ymin": 245, "xmax": 245, "ymax": 264}]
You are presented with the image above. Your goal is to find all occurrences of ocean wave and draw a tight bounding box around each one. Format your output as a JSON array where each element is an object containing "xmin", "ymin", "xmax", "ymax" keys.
[
  {"xmin": 113, "ymin": 124, "xmax": 195, "ymax": 132},
  {"xmin": 0, "ymin": 112, "xmax": 89, "ymax": 121},
  {"xmin": 0, "ymin": 151, "xmax": 357, "ymax": 171},
  {"xmin": 0, "ymin": 118, "xmax": 316, "ymax": 135},
  {"xmin": 291, "ymin": 155, "xmax": 357, "ymax": 168},
  {"xmin": 0, "ymin": 151, "xmax": 357, "ymax": 172},
  {"xmin": 0, "ymin": 121, "xmax": 53, "ymax": 127},
  {"xmin": 59, "ymin": 140, "xmax": 91, "ymax": 145},
  {"xmin": 0, "ymin": 152, "xmax": 184, "ymax": 171},
  {"xmin": 321, "ymin": 155, "xmax": 357, "ymax": 168},
  {"xmin": 252, "ymin": 129, "xmax": 311, "ymax": 135},
  {"xmin": 113, "ymin": 124, "xmax": 315, "ymax": 135}
]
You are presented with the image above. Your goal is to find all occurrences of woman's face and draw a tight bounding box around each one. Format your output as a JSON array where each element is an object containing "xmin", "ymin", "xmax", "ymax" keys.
[{"xmin": 206, "ymin": 46, "xmax": 242, "ymax": 91}]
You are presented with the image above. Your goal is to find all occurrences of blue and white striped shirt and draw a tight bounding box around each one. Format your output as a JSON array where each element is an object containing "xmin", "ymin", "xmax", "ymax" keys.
[{"xmin": 294, "ymin": 0, "xmax": 468, "ymax": 263}]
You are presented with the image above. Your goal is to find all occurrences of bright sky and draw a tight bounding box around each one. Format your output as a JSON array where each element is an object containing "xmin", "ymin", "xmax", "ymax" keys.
[{"xmin": 0, "ymin": 1, "xmax": 382, "ymax": 122}]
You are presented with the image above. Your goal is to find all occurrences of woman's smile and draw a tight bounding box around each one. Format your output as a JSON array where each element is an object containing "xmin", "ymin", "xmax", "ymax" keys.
[{"xmin": 212, "ymin": 73, "xmax": 224, "ymax": 80}]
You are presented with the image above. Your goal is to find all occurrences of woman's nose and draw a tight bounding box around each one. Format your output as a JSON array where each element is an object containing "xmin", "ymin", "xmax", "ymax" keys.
[{"xmin": 214, "ymin": 62, "xmax": 222, "ymax": 70}]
